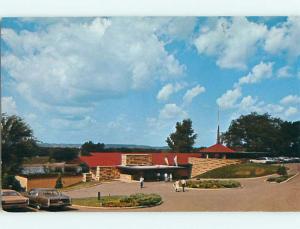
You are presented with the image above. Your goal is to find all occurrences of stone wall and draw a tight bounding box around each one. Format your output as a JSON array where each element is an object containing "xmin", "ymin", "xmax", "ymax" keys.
[
  {"xmin": 92, "ymin": 166, "xmax": 120, "ymax": 180},
  {"xmin": 119, "ymin": 173, "xmax": 133, "ymax": 182},
  {"xmin": 121, "ymin": 154, "xmax": 152, "ymax": 166},
  {"xmin": 16, "ymin": 174, "xmax": 82, "ymax": 191},
  {"xmin": 188, "ymin": 157, "xmax": 241, "ymax": 178}
]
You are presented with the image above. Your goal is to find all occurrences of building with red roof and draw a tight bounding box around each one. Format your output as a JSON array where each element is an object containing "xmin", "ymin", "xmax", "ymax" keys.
[
  {"xmin": 79, "ymin": 152, "xmax": 201, "ymax": 181},
  {"xmin": 199, "ymin": 143, "xmax": 236, "ymax": 159}
]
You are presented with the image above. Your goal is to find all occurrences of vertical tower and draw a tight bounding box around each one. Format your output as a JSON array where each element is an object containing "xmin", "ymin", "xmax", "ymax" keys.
[{"xmin": 217, "ymin": 107, "xmax": 220, "ymax": 144}]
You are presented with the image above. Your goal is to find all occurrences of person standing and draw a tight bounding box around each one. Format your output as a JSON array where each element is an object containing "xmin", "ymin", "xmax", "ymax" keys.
[
  {"xmin": 157, "ymin": 172, "xmax": 160, "ymax": 181},
  {"xmin": 175, "ymin": 180, "xmax": 180, "ymax": 192},
  {"xmin": 164, "ymin": 173, "xmax": 168, "ymax": 182},
  {"xmin": 169, "ymin": 173, "xmax": 173, "ymax": 182},
  {"xmin": 181, "ymin": 179, "xmax": 186, "ymax": 192},
  {"xmin": 139, "ymin": 176, "xmax": 144, "ymax": 188}
]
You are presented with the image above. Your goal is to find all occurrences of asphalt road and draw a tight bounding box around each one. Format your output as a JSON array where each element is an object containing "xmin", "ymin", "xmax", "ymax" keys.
[
  {"xmin": 3, "ymin": 163, "xmax": 300, "ymax": 212},
  {"xmin": 65, "ymin": 163, "xmax": 300, "ymax": 212}
]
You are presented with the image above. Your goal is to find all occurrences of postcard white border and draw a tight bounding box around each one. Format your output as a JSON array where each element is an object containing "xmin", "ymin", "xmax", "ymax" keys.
[{"xmin": 1, "ymin": 0, "xmax": 300, "ymax": 228}]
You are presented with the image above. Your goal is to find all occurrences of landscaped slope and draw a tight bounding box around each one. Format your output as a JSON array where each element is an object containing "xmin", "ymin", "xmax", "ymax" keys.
[{"xmin": 196, "ymin": 163, "xmax": 280, "ymax": 179}]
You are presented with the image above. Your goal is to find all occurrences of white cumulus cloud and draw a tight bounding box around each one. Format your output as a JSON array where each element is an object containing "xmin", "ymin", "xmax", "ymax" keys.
[
  {"xmin": 237, "ymin": 62, "xmax": 273, "ymax": 86},
  {"xmin": 284, "ymin": 107, "xmax": 298, "ymax": 117},
  {"xmin": 277, "ymin": 66, "xmax": 292, "ymax": 78},
  {"xmin": 216, "ymin": 87, "xmax": 242, "ymax": 109},
  {"xmin": 183, "ymin": 85, "xmax": 206, "ymax": 104},
  {"xmin": 159, "ymin": 103, "xmax": 188, "ymax": 120},
  {"xmin": 2, "ymin": 96, "xmax": 18, "ymax": 115},
  {"xmin": 2, "ymin": 17, "xmax": 187, "ymax": 112},
  {"xmin": 280, "ymin": 95, "xmax": 300, "ymax": 105},
  {"xmin": 156, "ymin": 83, "xmax": 184, "ymax": 101},
  {"xmin": 194, "ymin": 17, "xmax": 268, "ymax": 69}
]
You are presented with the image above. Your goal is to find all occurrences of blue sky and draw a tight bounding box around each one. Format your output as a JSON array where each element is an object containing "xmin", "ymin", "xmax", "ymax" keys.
[{"xmin": 1, "ymin": 17, "xmax": 300, "ymax": 147}]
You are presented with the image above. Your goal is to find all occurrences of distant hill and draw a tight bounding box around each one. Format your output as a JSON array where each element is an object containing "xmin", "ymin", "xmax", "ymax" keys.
[{"xmin": 38, "ymin": 143, "xmax": 169, "ymax": 150}]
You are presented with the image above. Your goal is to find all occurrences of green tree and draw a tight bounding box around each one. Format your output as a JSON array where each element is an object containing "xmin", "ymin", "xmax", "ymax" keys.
[
  {"xmin": 221, "ymin": 113, "xmax": 283, "ymax": 153},
  {"xmin": 166, "ymin": 119, "xmax": 197, "ymax": 152},
  {"xmin": 2, "ymin": 174, "xmax": 23, "ymax": 191},
  {"xmin": 1, "ymin": 114, "xmax": 38, "ymax": 174},
  {"xmin": 278, "ymin": 121, "xmax": 300, "ymax": 157},
  {"xmin": 50, "ymin": 147, "xmax": 79, "ymax": 162},
  {"xmin": 81, "ymin": 141, "xmax": 105, "ymax": 155},
  {"xmin": 55, "ymin": 173, "xmax": 63, "ymax": 189}
]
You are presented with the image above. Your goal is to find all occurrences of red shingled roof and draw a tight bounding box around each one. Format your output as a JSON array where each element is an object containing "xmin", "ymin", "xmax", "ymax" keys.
[
  {"xmin": 79, "ymin": 152, "xmax": 201, "ymax": 167},
  {"xmin": 199, "ymin": 143, "xmax": 236, "ymax": 153}
]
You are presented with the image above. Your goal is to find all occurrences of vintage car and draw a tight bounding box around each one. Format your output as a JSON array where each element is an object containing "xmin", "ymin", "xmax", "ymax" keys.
[
  {"xmin": 1, "ymin": 189, "xmax": 29, "ymax": 210},
  {"xmin": 26, "ymin": 188, "xmax": 72, "ymax": 209}
]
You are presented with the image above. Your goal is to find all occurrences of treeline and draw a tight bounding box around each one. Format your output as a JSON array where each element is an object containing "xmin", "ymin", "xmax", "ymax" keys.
[{"xmin": 222, "ymin": 112, "xmax": 300, "ymax": 157}]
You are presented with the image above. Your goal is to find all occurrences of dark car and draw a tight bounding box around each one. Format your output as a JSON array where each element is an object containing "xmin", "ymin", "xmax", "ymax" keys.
[
  {"xmin": 26, "ymin": 188, "xmax": 71, "ymax": 209},
  {"xmin": 1, "ymin": 189, "xmax": 29, "ymax": 210}
]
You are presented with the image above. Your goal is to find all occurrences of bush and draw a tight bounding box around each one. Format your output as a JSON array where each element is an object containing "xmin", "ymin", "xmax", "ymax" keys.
[
  {"xmin": 55, "ymin": 174, "xmax": 63, "ymax": 188},
  {"xmin": 130, "ymin": 193, "xmax": 162, "ymax": 206},
  {"xmin": 267, "ymin": 174, "xmax": 293, "ymax": 183},
  {"xmin": 277, "ymin": 166, "xmax": 287, "ymax": 176},
  {"xmin": 2, "ymin": 174, "xmax": 23, "ymax": 191},
  {"xmin": 186, "ymin": 180, "xmax": 241, "ymax": 189}
]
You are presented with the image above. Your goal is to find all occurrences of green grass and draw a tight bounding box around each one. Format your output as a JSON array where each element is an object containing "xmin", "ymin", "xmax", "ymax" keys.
[
  {"xmin": 60, "ymin": 181, "xmax": 101, "ymax": 191},
  {"xmin": 196, "ymin": 163, "xmax": 280, "ymax": 179},
  {"xmin": 267, "ymin": 174, "xmax": 295, "ymax": 183},
  {"xmin": 186, "ymin": 180, "xmax": 241, "ymax": 189},
  {"xmin": 72, "ymin": 193, "xmax": 162, "ymax": 208}
]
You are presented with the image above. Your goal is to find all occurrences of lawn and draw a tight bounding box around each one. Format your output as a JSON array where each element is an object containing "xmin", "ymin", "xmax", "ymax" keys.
[
  {"xmin": 72, "ymin": 193, "xmax": 162, "ymax": 208},
  {"xmin": 60, "ymin": 181, "xmax": 101, "ymax": 191},
  {"xmin": 186, "ymin": 180, "xmax": 241, "ymax": 189},
  {"xmin": 196, "ymin": 163, "xmax": 280, "ymax": 179}
]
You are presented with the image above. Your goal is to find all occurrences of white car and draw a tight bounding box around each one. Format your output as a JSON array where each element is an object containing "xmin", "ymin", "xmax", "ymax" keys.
[{"xmin": 249, "ymin": 157, "xmax": 276, "ymax": 164}]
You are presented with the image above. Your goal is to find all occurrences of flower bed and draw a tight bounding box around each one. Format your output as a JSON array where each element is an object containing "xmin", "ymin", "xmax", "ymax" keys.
[
  {"xmin": 73, "ymin": 193, "xmax": 162, "ymax": 208},
  {"xmin": 186, "ymin": 180, "xmax": 241, "ymax": 189}
]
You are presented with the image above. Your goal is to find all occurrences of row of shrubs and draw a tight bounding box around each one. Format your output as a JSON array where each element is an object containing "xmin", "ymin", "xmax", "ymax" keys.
[
  {"xmin": 267, "ymin": 174, "xmax": 294, "ymax": 183},
  {"xmin": 100, "ymin": 193, "xmax": 162, "ymax": 207},
  {"xmin": 187, "ymin": 180, "xmax": 241, "ymax": 189}
]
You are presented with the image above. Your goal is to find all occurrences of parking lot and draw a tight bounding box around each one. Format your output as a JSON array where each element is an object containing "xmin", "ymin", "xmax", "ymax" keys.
[{"xmin": 3, "ymin": 163, "xmax": 300, "ymax": 212}]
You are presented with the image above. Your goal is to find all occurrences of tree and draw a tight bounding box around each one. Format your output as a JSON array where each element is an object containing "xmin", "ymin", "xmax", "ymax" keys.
[
  {"xmin": 55, "ymin": 173, "xmax": 63, "ymax": 189},
  {"xmin": 221, "ymin": 112, "xmax": 289, "ymax": 154},
  {"xmin": 81, "ymin": 141, "xmax": 105, "ymax": 155},
  {"xmin": 2, "ymin": 174, "xmax": 23, "ymax": 191},
  {"xmin": 50, "ymin": 147, "xmax": 79, "ymax": 162},
  {"xmin": 1, "ymin": 114, "xmax": 38, "ymax": 174},
  {"xmin": 166, "ymin": 119, "xmax": 197, "ymax": 153},
  {"xmin": 278, "ymin": 121, "xmax": 300, "ymax": 157}
]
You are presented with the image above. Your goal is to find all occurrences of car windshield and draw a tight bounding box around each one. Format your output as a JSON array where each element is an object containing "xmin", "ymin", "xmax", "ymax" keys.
[
  {"xmin": 1, "ymin": 191, "xmax": 20, "ymax": 196},
  {"xmin": 41, "ymin": 190, "xmax": 60, "ymax": 196}
]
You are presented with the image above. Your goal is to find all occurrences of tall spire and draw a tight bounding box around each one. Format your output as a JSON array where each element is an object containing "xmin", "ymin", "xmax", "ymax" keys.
[{"xmin": 217, "ymin": 106, "xmax": 220, "ymax": 144}]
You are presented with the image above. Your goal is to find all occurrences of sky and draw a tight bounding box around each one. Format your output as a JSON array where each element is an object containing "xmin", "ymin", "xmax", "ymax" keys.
[{"xmin": 1, "ymin": 17, "xmax": 300, "ymax": 147}]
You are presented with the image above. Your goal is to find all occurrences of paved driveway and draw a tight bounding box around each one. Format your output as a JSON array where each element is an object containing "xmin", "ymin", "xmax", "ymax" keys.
[{"xmin": 64, "ymin": 163, "xmax": 300, "ymax": 212}]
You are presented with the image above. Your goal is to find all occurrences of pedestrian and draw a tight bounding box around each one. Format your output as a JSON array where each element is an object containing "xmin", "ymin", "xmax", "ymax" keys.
[
  {"xmin": 169, "ymin": 173, "xmax": 173, "ymax": 182},
  {"xmin": 175, "ymin": 180, "xmax": 180, "ymax": 192},
  {"xmin": 139, "ymin": 176, "xmax": 144, "ymax": 188},
  {"xmin": 157, "ymin": 172, "xmax": 160, "ymax": 181},
  {"xmin": 164, "ymin": 173, "xmax": 168, "ymax": 182},
  {"xmin": 181, "ymin": 179, "xmax": 186, "ymax": 192}
]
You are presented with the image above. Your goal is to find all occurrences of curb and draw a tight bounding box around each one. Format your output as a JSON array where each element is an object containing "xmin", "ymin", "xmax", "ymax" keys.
[
  {"xmin": 185, "ymin": 186, "xmax": 243, "ymax": 191},
  {"xmin": 71, "ymin": 201, "xmax": 163, "ymax": 210}
]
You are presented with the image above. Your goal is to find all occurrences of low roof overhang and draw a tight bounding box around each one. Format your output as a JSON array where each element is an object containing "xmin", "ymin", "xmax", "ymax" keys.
[{"xmin": 117, "ymin": 165, "xmax": 185, "ymax": 171}]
